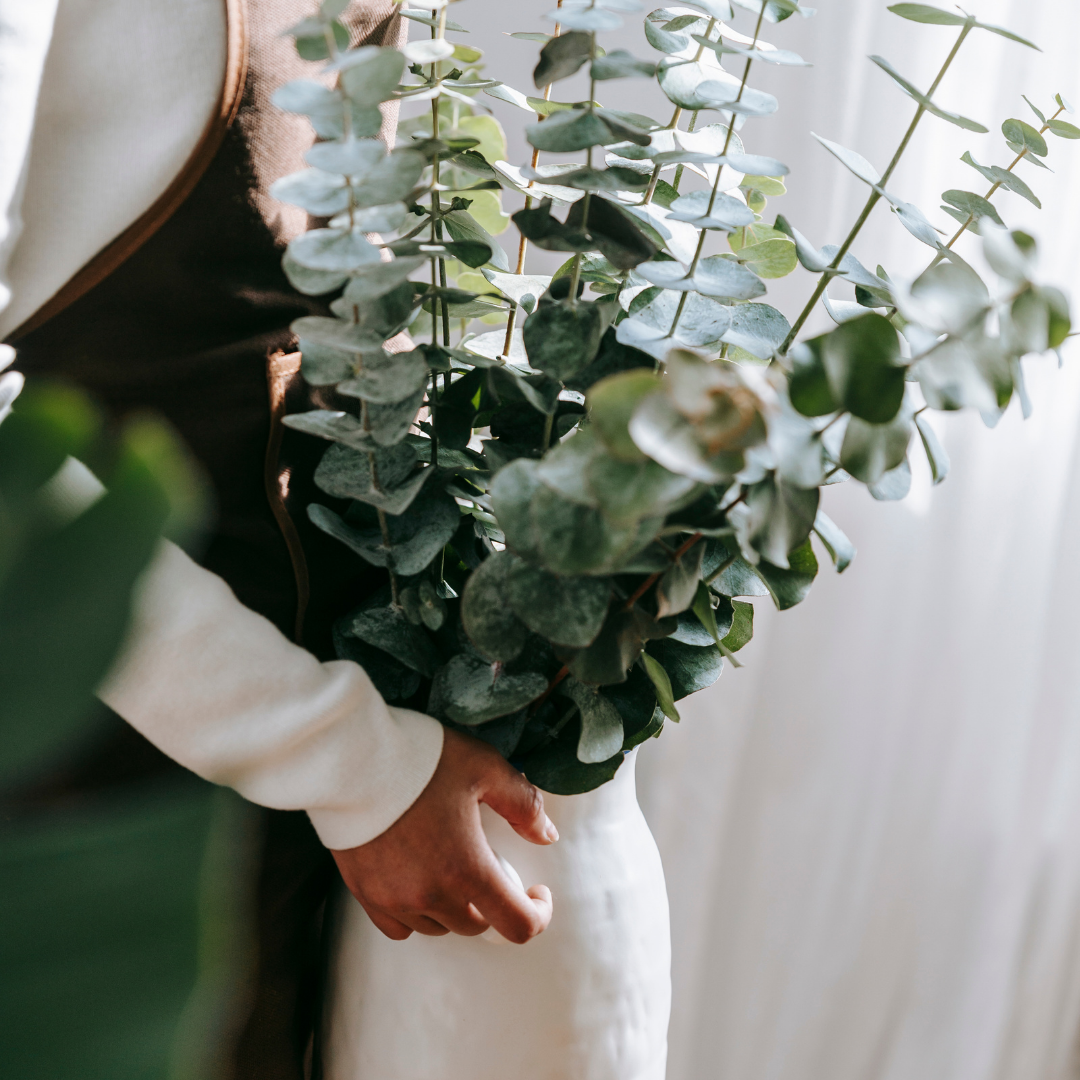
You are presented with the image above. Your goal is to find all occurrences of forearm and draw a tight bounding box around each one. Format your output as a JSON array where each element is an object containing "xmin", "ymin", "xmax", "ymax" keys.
[{"xmin": 99, "ymin": 540, "xmax": 444, "ymax": 849}]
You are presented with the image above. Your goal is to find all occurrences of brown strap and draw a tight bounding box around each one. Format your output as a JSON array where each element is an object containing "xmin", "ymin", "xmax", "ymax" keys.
[
  {"xmin": 9, "ymin": 0, "xmax": 249, "ymax": 341},
  {"xmin": 266, "ymin": 350, "xmax": 311, "ymax": 645}
]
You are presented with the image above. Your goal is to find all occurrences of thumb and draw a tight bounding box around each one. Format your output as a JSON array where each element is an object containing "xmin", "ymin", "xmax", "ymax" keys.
[{"xmin": 481, "ymin": 760, "xmax": 559, "ymax": 845}]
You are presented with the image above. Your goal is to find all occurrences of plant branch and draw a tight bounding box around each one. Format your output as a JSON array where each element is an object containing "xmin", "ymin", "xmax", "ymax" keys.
[
  {"xmin": 668, "ymin": 7, "xmax": 764, "ymax": 337},
  {"xmin": 624, "ymin": 530, "xmax": 704, "ymax": 611},
  {"xmin": 780, "ymin": 22, "xmax": 974, "ymax": 353}
]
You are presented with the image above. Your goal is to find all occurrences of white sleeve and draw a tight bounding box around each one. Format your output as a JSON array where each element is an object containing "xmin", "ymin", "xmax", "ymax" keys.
[
  {"xmin": 99, "ymin": 540, "xmax": 445, "ymax": 851},
  {"xmin": 0, "ymin": 0, "xmax": 60, "ymax": 316}
]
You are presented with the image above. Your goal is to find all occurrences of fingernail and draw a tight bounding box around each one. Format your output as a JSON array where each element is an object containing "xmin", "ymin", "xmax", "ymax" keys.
[{"xmin": 544, "ymin": 817, "xmax": 559, "ymax": 843}]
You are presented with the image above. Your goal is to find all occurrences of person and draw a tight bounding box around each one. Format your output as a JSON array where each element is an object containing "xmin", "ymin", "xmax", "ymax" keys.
[{"xmin": 0, "ymin": 1, "xmax": 554, "ymax": 1074}]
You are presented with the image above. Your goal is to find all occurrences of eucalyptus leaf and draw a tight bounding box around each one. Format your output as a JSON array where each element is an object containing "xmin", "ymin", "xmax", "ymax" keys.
[
  {"xmin": 506, "ymin": 562, "xmax": 612, "ymax": 647},
  {"xmin": 314, "ymin": 443, "xmax": 430, "ymax": 512},
  {"xmin": 461, "ymin": 550, "xmax": 531, "ymax": 661},
  {"xmin": 647, "ymin": 638, "xmax": 723, "ymax": 700},
  {"xmin": 870, "ymin": 55, "xmax": 989, "ymax": 133},
  {"xmin": 523, "ymin": 300, "xmax": 606, "ymax": 381},
  {"xmin": 342, "ymin": 603, "xmax": 440, "ymax": 676},
  {"xmin": 915, "ymin": 410, "xmax": 951, "ymax": 484},
  {"xmin": 438, "ymin": 653, "xmax": 549, "ymax": 724},
  {"xmin": 558, "ymin": 678, "xmax": 626, "ymax": 763},
  {"xmin": 812, "ymin": 509, "xmax": 855, "ymax": 571},
  {"xmin": 534, "ymin": 31, "xmax": 593, "ymax": 87},
  {"xmin": 337, "ymin": 348, "xmax": 429, "ymax": 404},
  {"xmin": 840, "ymin": 401, "xmax": 914, "ymax": 485},
  {"xmin": 812, "ymin": 133, "xmax": 881, "ymax": 185},
  {"xmin": 655, "ymin": 539, "xmax": 706, "ymax": 617},
  {"xmin": 868, "ymin": 456, "xmax": 913, "ymax": 500},
  {"xmin": 753, "ymin": 539, "xmax": 819, "ymax": 610},
  {"xmin": 640, "ymin": 653, "xmax": 680, "ymax": 721}
]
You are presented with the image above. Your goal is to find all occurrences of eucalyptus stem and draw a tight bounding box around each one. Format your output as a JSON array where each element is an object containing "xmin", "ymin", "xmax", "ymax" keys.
[
  {"xmin": 780, "ymin": 22, "xmax": 974, "ymax": 353},
  {"xmin": 567, "ymin": 28, "xmax": 599, "ymax": 305},
  {"xmin": 503, "ymin": 0, "xmax": 564, "ymax": 359},
  {"xmin": 935, "ymin": 104, "xmax": 1065, "ymax": 259},
  {"xmin": 668, "ymin": 7, "xmax": 764, "ymax": 337},
  {"xmin": 642, "ymin": 20, "xmax": 717, "ymax": 206},
  {"xmin": 671, "ymin": 111, "xmax": 699, "ymax": 192}
]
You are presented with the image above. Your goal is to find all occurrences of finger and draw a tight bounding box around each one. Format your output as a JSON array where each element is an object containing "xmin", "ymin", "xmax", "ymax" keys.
[
  {"xmin": 471, "ymin": 854, "xmax": 549, "ymax": 944},
  {"xmin": 396, "ymin": 912, "xmax": 452, "ymax": 937},
  {"xmin": 364, "ymin": 907, "xmax": 414, "ymax": 941},
  {"xmin": 420, "ymin": 901, "xmax": 489, "ymax": 938},
  {"xmin": 526, "ymin": 884, "xmax": 553, "ymax": 931},
  {"xmin": 481, "ymin": 763, "xmax": 559, "ymax": 846}
]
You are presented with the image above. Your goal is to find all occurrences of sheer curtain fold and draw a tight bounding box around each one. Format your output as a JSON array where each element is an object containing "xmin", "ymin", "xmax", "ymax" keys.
[{"xmin": 637, "ymin": 2, "xmax": 1080, "ymax": 1078}]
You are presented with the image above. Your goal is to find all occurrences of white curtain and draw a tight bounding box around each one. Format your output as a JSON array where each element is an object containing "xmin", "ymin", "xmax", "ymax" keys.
[{"xmin": 633, "ymin": 2, "xmax": 1080, "ymax": 1078}]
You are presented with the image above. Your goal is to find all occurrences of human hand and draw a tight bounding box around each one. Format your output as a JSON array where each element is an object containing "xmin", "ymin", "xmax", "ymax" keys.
[{"xmin": 331, "ymin": 728, "xmax": 557, "ymax": 943}]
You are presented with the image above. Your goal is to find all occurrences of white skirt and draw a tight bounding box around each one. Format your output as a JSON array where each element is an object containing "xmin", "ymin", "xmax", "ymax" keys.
[{"xmin": 323, "ymin": 749, "xmax": 671, "ymax": 1080}]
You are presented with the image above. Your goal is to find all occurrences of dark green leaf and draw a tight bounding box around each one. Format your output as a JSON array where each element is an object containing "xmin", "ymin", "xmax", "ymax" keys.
[
  {"xmin": 640, "ymin": 653, "xmax": 680, "ymax": 721},
  {"xmin": 313, "ymin": 443, "xmax": 430, "ymax": 513},
  {"xmin": 592, "ymin": 50, "xmax": 658, "ymax": 81},
  {"xmin": 840, "ymin": 407, "xmax": 914, "ymax": 485},
  {"xmin": 646, "ymin": 638, "xmax": 723, "ymax": 701},
  {"xmin": 533, "ymin": 30, "xmax": 592, "ymax": 87},
  {"xmin": 721, "ymin": 599, "xmax": 754, "ymax": 652},
  {"xmin": 521, "ymin": 738, "xmax": 623, "ymax": 795},
  {"xmin": 820, "ymin": 313, "xmax": 906, "ymax": 423},
  {"xmin": 307, "ymin": 488, "xmax": 458, "ymax": 576},
  {"xmin": 655, "ymin": 540, "xmax": 706, "ymax": 618},
  {"xmin": 506, "ymin": 563, "xmax": 611, "ymax": 648},
  {"xmin": 334, "ymin": 624, "xmax": 420, "ymax": 701},
  {"xmin": 753, "ymin": 539, "xmax": 819, "ymax": 611},
  {"xmin": 436, "ymin": 653, "xmax": 548, "ymax": 725},
  {"xmin": 556, "ymin": 606, "xmax": 654, "ymax": 685},
  {"xmin": 461, "ymin": 550, "xmax": 531, "ymax": 661},
  {"xmin": 442, "ymin": 210, "xmax": 510, "ymax": 271},
  {"xmin": 523, "ymin": 299, "xmax": 606, "ymax": 381},
  {"xmin": 341, "ymin": 604, "xmax": 440, "ymax": 676},
  {"xmin": 559, "ymin": 677, "xmax": 625, "ymax": 762}
]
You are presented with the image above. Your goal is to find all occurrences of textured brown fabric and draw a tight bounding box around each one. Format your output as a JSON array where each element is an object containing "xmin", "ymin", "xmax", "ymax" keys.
[{"xmin": 7, "ymin": 3, "xmax": 408, "ymax": 1076}]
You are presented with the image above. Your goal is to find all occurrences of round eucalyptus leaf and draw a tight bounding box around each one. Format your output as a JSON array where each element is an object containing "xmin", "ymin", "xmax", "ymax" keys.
[
  {"xmin": 646, "ymin": 638, "xmax": 723, "ymax": 700},
  {"xmin": 521, "ymin": 738, "xmax": 624, "ymax": 795},
  {"xmin": 283, "ymin": 253, "xmax": 349, "ymax": 298},
  {"xmin": 438, "ymin": 653, "xmax": 549, "ymax": 725},
  {"xmin": 461, "ymin": 550, "xmax": 531, "ymax": 662},
  {"xmin": 735, "ymin": 237, "xmax": 798, "ymax": 279},
  {"xmin": 271, "ymin": 168, "xmax": 351, "ymax": 215},
  {"xmin": 282, "ymin": 410, "xmax": 375, "ymax": 450},
  {"xmin": 558, "ymin": 677, "xmax": 625, "ymax": 762},
  {"xmin": 533, "ymin": 30, "xmax": 592, "ymax": 87},
  {"xmin": 288, "ymin": 228, "xmax": 382, "ymax": 273},
  {"xmin": 337, "ymin": 349, "xmax": 429, "ymax": 404},
  {"xmin": 523, "ymin": 300, "xmax": 605, "ymax": 381},
  {"xmin": 532, "ymin": 484, "xmax": 651, "ymax": 575},
  {"xmin": 490, "ymin": 457, "xmax": 545, "ymax": 561},
  {"xmin": 587, "ymin": 369, "xmax": 661, "ymax": 462},
  {"xmin": 506, "ymin": 562, "xmax": 612, "ymax": 648},
  {"xmin": 342, "ymin": 603, "xmax": 440, "ymax": 677},
  {"xmin": 840, "ymin": 407, "xmax": 914, "ymax": 486},
  {"xmin": 868, "ymin": 456, "xmax": 913, "ymax": 501},
  {"xmin": 336, "ymin": 46, "xmax": 406, "ymax": 107},
  {"xmin": 721, "ymin": 303, "xmax": 791, "ymax": 360},
  {"xmin": 819, "ymin": 313, "xmax": 906, "ymax": 424},
  {"xmin": 548, "ymin": 6, "xmax": 624, "ymax": 31},
  {"xmin": 588, "ymin": 454, "xmax": 700, "ymax": 526},
  {"xmin": 525, "ymin": 110, "xmax": 618, "ymax": 153},
  {"xmin": 305, "ymin": 137, "xmax": 386, "ymax": 176}
]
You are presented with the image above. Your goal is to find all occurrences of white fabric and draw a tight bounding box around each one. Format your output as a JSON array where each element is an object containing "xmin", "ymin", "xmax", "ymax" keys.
[
  {"xmin": 0, "ymin": 0, "xmax": 59, "ymax": 318},
  {"xmin": 326, "ymin": 749, "xmax": 671, "ymax": 1080},
  {"xmin": 0, "ymin": 0, "xmax": 227, "ymax": 336},
  {"xmin": 101, "ymin": 541, "xmax": 444, "ymax": 851},
  {"xmin": 628, "ymin": 2, "xmax": 1080, "ymax": 1078}
]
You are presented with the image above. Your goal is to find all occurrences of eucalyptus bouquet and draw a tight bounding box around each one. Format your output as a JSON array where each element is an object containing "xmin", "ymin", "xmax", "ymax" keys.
[{"xmin": 273, "ymin": 0, "xmax": 1075, "ymax": 794}]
